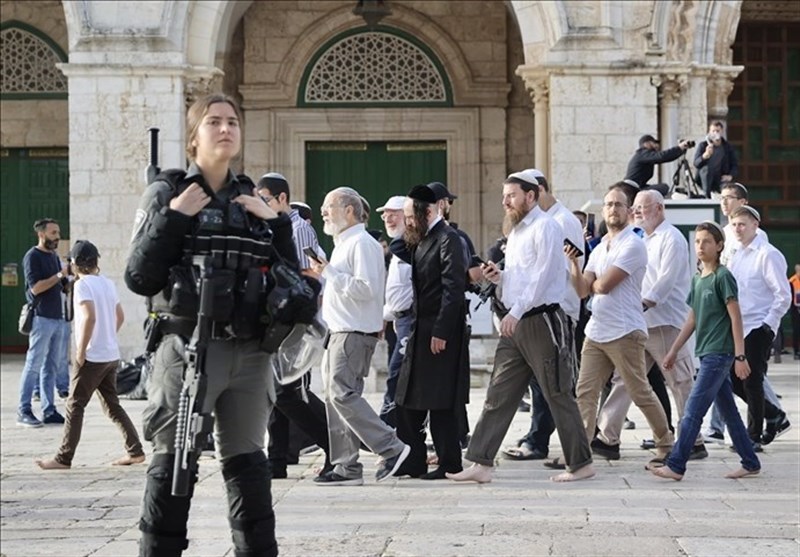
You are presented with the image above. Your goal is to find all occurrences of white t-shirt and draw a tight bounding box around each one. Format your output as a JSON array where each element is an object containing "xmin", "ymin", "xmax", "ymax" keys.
[
  {"xmin": 73, "ymin": 274, "xmax": 121, "ymax": 363},
  {"xmin": 584, "ymin": 225, "xmax": 648, "ymax": 343}
]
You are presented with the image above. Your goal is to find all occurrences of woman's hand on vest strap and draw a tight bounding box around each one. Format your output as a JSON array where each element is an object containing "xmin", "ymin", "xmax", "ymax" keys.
[
  {"xmin": 235, "ymin": 190, "xmax": 279, "ymax": 221},
  {"xmin": 169, "ymin": 183, "xmax": 211, "ymax": 216}
]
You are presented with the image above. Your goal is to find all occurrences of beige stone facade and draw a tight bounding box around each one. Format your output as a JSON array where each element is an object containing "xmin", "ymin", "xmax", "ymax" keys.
[{"xmin": 5, "ymin": 0, "xmax": 793, "ymax": 355}]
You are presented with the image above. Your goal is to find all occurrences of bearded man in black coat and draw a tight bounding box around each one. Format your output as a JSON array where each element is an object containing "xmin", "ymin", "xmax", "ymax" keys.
[{"xmin": 391, "ymin": 184, "xmax": 469, "ymax": 480}]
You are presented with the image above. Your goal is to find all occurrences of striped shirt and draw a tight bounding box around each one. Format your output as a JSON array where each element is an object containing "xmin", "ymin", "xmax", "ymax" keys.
[{"xmin": 290, "ymin": 209, "xmax": 322, "ymax": 270}]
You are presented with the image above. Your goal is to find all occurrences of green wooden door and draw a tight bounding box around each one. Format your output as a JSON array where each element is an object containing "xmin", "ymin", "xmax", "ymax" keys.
[
  {"xmin": 0, "ymin": 148, "xmax": 69, "ymax": 350},
  {"xmin": 305, "ymin": 141, "xmax": 447, "ymax": 256}
]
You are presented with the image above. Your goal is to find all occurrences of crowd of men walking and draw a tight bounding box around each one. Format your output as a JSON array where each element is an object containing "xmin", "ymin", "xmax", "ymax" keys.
[{"xmin": 15, "ymin": 94, "xmax": 796, "ymax": 556}]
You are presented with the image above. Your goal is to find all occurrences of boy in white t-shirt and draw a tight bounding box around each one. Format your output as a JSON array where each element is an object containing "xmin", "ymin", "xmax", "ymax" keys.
[{"xmin": 36, "ymin": 240, "xmax": 145, "ymax": 469}]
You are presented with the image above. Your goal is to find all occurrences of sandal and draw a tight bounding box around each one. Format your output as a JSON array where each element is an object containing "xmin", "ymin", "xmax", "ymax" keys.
[
  {"xmin": 543, "ymin": 457, "xmax": 566, "ymax": 470},
  {"xmin": 502, "ymin": 445, "xmax": 547, "ymax": 460}
]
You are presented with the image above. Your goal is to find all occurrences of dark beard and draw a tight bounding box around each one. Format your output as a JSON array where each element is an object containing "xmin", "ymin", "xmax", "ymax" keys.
[
  {"xmin": 403, "ymin": 225, "xmax": 424, "ymax": 247},
  {"xmin": 44, "ymin": 239, "xmax": 59, "ymax": 251}
]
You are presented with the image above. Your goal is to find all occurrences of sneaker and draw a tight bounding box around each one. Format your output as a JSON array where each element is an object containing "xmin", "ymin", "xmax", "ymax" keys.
[
  {"xmin": 16, "ymin": 411, "xmax": 43, "ymax": 428},
  {"xmin": 43, "ymin": 411, "xmax": 65, "ymax": 425},
  {"xmin": 313, "ymin": 471, "xmax": 363, "ymax": 486},
  {"xmin": 375, "ymin": 444, "xmax": 411, "ymax": 482},
  {"xmin": 623, "ymin": 419, "xmax": 636, "ymax": 430},
  {"xmin": 762, "ymin": 417, "xmax": 791, "ymax": 445},
  {"xmin": 729, "ymin": 441, "xmax": 763, "ymax": 453},
  {"xmin": 58, "ymin": 391, "xmax": 69, "ymax": 400},
  {"xmin": 687, "ymin": 444, "xmax": 709, "ymax": 460},
  {"xmin": 590, "ymin": 438, "xmax": 620, "ymax": 460},
  {"xmin": 703, "ymin": 431, "xmax": 725, "ymax": 445},
  {"xmin": 640, "ymin": 439, "xmax": 656, "ymax": 450}
]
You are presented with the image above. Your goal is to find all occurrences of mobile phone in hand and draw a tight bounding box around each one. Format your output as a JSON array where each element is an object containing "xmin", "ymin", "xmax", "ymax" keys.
[
  {"xmin": 303, "ymin": 247, "xmax": 323, "ymax": 264},
  {"xmin": 563, "ymin": 238, "xmax": 584, "ymax": 257}
]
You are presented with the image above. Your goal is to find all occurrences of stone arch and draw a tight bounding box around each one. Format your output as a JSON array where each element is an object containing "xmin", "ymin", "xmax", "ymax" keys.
[
  {"xmin": 0, "ymin": 20, "xmax": 68, "ymax": 98},
  {"xmin": 507, "ymin": 0, "xmax": 568, "ymax": 63},
  {"xmin": 242, "ymin": 2, "xmax": 508, "ymax": 108}
]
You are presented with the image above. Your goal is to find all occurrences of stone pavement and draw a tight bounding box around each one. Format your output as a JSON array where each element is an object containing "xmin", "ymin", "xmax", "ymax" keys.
[{"xmin": 1, "ymin": 353, "xmax": 798, "ymax": 557}]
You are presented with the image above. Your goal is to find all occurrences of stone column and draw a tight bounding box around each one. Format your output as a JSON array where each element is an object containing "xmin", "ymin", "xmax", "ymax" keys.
[
  {"xmin": 707, "ymin": 67, "xmax": 742, "ymax": 126},
  {"xmin": 56, "ymin": 62, "xmax": 218, "ymax": 356},
  {"xmin": 516, "ymin": 68, "xmax": 550, "ymax": 178},
  {"xmin": 651, "ymin": 73, "xmax": 687, "ymax": 185}
]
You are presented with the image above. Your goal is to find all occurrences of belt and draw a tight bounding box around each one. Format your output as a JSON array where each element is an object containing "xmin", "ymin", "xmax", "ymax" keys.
[
  {"xmin": 393, "ymin": 308, "xmax": 413, "ymax": 319},
  {"xmin": 160, "ymin": 316, "xmax": 196, "ymax": 338},
  {"xmin": 521, "ymin": 303, "xmax": 561, "ymax": 319},
  {"xmin": 340, "ymin": 330, "xmax": 380, "ymax": 338}
]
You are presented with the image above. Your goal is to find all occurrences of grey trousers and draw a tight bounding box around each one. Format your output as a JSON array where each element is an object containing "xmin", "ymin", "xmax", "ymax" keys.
[
  {"xmin": 466, "ymin": 310, "xmax": 593, "ymax": 473},
  {"xmin": 143, "ymin": 335, "xmax": 273, "ymax": 460},
  {"xmin": 322, "ymin": 332, "xmax": 406, "ymax": 479}
]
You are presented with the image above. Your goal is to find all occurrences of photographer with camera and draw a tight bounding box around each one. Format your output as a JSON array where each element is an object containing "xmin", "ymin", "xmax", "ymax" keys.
[
  {"xmin": 126, "ymin": 94, "xmax": 303, "ymax": 557},
  {"xmin": 625, "ymin": 135, "xmax": 694, "ymax": 194},
  {"xmin": 693, "ymin": 121, "xmax": 739, "ymax": 197}
]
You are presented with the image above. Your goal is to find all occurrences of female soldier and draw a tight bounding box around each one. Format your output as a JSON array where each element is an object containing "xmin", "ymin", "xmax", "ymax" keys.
[{"xmin": 126, "ymin": 94, "xmax": 297, "ymax": 557}]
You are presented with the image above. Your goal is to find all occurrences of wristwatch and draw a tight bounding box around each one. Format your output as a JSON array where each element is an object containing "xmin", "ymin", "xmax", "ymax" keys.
[
  {"xmin": 56, "ymin": 272, "xmax": 64, "ymax": 280},
  {"xmin": 734, "ymin": 354, "xmax": 747, "ymax": 362}
]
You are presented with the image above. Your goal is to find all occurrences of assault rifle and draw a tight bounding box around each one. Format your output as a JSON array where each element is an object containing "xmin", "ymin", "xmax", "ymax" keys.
[{"xmin": 172, "ymin": 255, "xmax": 215, "ymax": 497}]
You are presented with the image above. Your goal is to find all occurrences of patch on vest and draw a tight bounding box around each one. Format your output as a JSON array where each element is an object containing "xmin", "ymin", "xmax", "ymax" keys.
[{"xmin": 131, "ymin": 209, "xmax": 148, "ymax": 242}]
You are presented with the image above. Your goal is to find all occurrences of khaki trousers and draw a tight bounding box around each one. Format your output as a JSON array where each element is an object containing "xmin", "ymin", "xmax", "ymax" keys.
[
  {"xmin": 597, "ymin": 325, "xmax": 700, "ymax": 446},
  {"xmin": 577, "ymin": 330, "xmax": 674, "ymax": 451}
]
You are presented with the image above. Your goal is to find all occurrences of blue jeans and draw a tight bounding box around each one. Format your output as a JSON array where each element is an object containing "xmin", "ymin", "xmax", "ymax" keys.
[
  {"xmin": 380, "ymin": 313, "xmax": 414, "ymax": 427},
  {"xmin": 30, "ymin": 320, "xmax": 70, "ymax": 395},
  {"xmin": 667, "ymin": 353, "xmax": 760, "ymax": 475},
  {"xmin": 18, "ymin": 316, "xmax": 68, "ymax": 417}
]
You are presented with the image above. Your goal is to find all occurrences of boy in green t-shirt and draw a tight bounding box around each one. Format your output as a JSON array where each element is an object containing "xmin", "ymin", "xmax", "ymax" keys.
[{"xmin": 652, "ymin": 221, "xmax": 760, "ymax": 481}]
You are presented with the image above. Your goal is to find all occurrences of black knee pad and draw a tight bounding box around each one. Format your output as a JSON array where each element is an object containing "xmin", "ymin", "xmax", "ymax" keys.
[
  {"xmin": 138, "ymin": 453, "xmax": 196, "ymax": 556},
  {"xmin": 222, "ymin": 451, "xmax": 277, "ymax": 557}
]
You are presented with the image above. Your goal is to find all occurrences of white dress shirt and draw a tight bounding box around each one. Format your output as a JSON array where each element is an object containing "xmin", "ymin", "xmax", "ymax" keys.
[
  {"xmin": 728, "ymin": 232, "xmax": 791, "ymax": 336},
  {"xmin": 500, "ymin": 205, "xmax": 566, "ymax": 320},
  {"xmin": 546, "ymin": 201, "xmax": 584, "ymax": 321},
  {"xmin": 641, "ymin": 220, "xmax": 691, "ymax": 329},
  {"xmin": 321, "ymin": 223, "xmax": 386, "ymax": 334},
  {"xmin": 721, "ymin": 224, "xmax": 766, "ymax": 267},
  {"xmin": 584, "ymin": 225, "xmax": 648, "ymax": 343},
  {"xmin": 383, "ymin": 254, "xmax": 413, "ymax": 321}
]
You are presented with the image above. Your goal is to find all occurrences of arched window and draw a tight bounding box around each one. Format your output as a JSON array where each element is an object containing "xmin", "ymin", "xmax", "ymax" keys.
[
  {"xmin": 1, "ymin": 21, "xmax": 68, "ymax": 99},
  {"xmin": 299, "ymin": 26, "xmax": 451, "ymax": 107}
]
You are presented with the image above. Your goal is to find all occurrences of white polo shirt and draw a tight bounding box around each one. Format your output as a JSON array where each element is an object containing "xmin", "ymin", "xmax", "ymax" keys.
[
  {"xmin": 728, "ymin": 232, "xmax": 791, "ymax": 336},
  {"xmin": 641, "ymin": 220, "xmax": 691, "ymax": 329},
  {"xmin": 584, "ymin": 225, "xmax": 648, "ymax": 343}
]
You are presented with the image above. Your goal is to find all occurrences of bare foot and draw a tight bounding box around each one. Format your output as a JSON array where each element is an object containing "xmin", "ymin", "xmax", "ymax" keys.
[
  {"xmin": 724, "ymin": 467, "xmax": 760, "ymax": 479},
  {"xmin": 35, "ymin": 458, "xmax": 70, "ymax": 470},
  {"xmin": 650, "ymin": 465, "xmax": 683, "ymax": 481},
  {"xmin": 550, "ymin": 463, "xmax": 595, "ymax": 482},
  {"xmin": 446, "ymin": 463, "xmax": 492, "ymax": 483},
  {"xmin": 112, "ymin": 454, "xmax": 146, "ymax": 466}
]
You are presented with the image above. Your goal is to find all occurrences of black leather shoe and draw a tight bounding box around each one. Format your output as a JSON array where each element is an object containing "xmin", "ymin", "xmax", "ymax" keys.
[
  {"xmin": 43, "ymin": 411, "xmax": 65, "ymax": 425},
  {"xmin": 590, "ymin": 438, "xmax": 620, "ymax": 460},
  {"xmin": 687, "ymin": 444, "xmax": 708, "ymax": 460},
  {"xmin": 313, "ymin": 471, "xmax": 363, "ymax": 486},
  {"xmin": 419, "ymin": 467, "xmax": 457, "ymax": 480}
]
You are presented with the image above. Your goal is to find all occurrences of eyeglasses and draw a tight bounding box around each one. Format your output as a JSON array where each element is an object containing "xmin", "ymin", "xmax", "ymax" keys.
[
  {"xmin": 321, "ymin": 202, "xmax": 343, "ymax": 212},
  {"xmin": 632, "ymin": 203, "xmax": 656, "ymax": 211},
  {"xmin": 259, "ymin": 193, "xmax": 275, "ymax": 204},
  {"xmin": 720, "ymin": 195, "xmax": 742, "ymax": 202},
  {"xmin": 603, "ymin": 201, "xmax": 628, "ymax": 210}
]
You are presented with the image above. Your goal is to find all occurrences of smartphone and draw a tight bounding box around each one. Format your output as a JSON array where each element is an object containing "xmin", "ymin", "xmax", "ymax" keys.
[
  {"xmin": 586, "ymin": 213, "xmax": 596, "ymax": 238},
  {"xmin": 563, "ymin": 238, "xmax": 584, "ymax": 257},
  {"xmin": 303, "ymin": 246, "xmax": 323, "ymax": 263}
]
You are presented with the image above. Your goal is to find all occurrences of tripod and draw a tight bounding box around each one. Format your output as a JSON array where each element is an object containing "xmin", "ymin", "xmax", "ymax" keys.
[{"xmin": 670, "ymin": 154, "xmax": 705, "ymax": 198}]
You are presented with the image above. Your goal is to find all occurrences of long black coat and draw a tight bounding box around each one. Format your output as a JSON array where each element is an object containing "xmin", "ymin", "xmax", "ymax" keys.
[{"xmin": 394, "ymin": 220, "xmax": 469, "ymax": 410}]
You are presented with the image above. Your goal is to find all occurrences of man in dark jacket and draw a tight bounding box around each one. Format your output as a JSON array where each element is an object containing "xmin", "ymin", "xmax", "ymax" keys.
[
  {"xmin": 625, "ymin": 134, "xmax": 692, "ymax": 191},
  {"xmin": 693, "ymin": 121, "xmax": 739, "ymax": 197},
  {"xmin": 393, "ymin": 185, "xmax": 469, "ymax": 480}
]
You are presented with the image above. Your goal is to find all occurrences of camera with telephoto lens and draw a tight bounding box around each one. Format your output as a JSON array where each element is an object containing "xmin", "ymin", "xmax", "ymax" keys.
[{"xmin": 681, "ymin": 139, "xmax": 696, "ymax": 148}]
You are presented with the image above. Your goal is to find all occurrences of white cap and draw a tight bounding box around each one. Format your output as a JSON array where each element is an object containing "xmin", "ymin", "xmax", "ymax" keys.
[
  {"xmin": 376, "ymin": 195, "xmax": 406, "ymax": 212},
  {"xmin": 506, "ymin": 169, "xmax": 542, "ymax": 186}
]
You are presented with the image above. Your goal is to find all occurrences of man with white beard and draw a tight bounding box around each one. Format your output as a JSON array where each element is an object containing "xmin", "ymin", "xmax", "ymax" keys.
[{"xmin": 307, "ymin": 187, "xmax": 410, "ymax": 486}]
